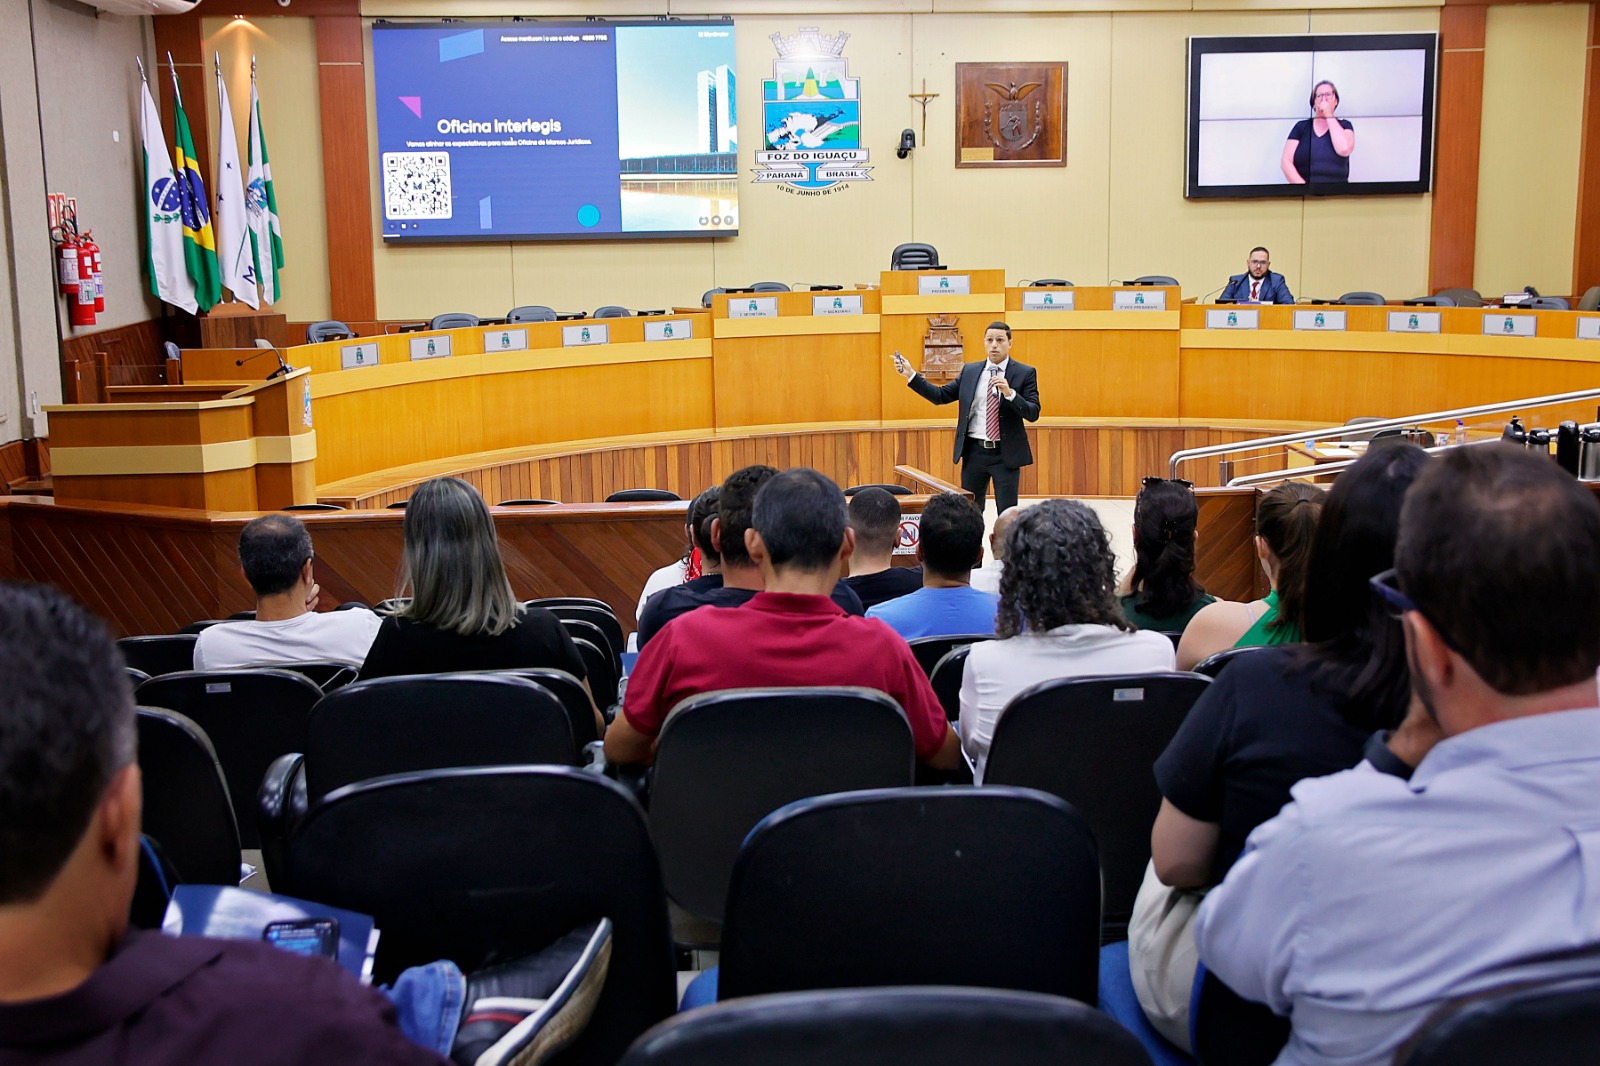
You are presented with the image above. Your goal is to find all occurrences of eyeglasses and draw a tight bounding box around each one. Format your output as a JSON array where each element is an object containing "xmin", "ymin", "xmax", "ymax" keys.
[
  {"xmin": 1313, "ymin": 90, "xmax": 1338, "ymax": 100},
  {"xmin": 1141, "ymin": 476, "xmax": 1194, "ymax": 490},
  {"xmin": 1369, "ymin": 568, "xmax": 1464, "ymax": 653}
]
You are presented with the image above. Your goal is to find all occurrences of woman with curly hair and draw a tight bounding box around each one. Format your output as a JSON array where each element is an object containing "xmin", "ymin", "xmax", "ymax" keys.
[{"xmin": 958, "ymin": 500, "xmax": 1175, "ymax": 781}]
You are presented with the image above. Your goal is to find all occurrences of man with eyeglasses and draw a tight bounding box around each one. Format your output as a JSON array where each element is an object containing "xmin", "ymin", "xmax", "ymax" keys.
[
  {"xmin": 1194, "ymin": 444, "xmax": 1600, "ymax": 1066},
  {"xmin": 1219, "ymin": 247, "xmax": 1294, "ymax": 305}
]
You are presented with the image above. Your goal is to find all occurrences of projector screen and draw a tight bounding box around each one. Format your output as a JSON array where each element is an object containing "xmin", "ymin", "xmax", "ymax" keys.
[
  {"xmin": 373, "ymin": 21, "xmax": 738, "ymax": 241},
  {"xmin": 1186, "ymin": 33, "xmax": 1437, "ymax": 199}
]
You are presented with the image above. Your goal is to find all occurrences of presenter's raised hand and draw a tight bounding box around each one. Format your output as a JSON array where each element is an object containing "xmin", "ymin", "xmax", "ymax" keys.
[{"xmin": 891, "ymin": 350, "xmax": 915, "ymax": 381}]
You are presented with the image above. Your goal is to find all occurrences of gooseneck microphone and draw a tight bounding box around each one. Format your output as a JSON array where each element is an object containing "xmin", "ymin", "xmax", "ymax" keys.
[{"xmin": 236, "ymin": 342, "xmax": 293, "ymax": 380}]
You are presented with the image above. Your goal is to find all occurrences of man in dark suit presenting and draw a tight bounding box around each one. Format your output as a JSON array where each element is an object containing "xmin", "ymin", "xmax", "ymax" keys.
[
  {"xmin": 1219, "ymin": 246, "xmax": 1294, "ymax": 304},
  {"xmin": 892, "ymin": 320, "xmax": 1041, "ymax": 513}
]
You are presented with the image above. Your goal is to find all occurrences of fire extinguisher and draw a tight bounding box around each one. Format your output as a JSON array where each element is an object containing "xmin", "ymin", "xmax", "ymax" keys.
[
  {"xmin": 57, "ymin": 233, "xmax": 80, "ymax": 296},
  {"xmin": 68, "ymin": 239, "xmax": 97, "ymax": 328},
  {"xmin": 81, "ymin": 230, "xmax": 104, "ymax": 313}
]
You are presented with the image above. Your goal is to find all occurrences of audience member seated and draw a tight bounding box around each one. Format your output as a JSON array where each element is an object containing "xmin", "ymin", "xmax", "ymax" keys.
[
  {"xmin": 841, "ymin": 488, "xmax": 922, "ymax": 610},
  {"xmin": 969, "ymin": 505, "xmax": 1019, "ymax": 596},
  {"xmin": 633, "ymin": 500, "xmax": 705, "ymax": 624},
  {"xmin": 1134, "ymin": 445, "xmax": 1427, "ymax": 1049},
  {"xmin": 867, "ymin": 493, "xmax": 999, "ymax": 639},
  {"xmin": 362, "ymin": 478, "xmax": 600, "ymax": 730},
  {"xmin": 1196, "ymin": 445, "xmax": 1600, "ymax": 1066},
  {"xmin": 1117, "ymin": 478, "xmax": 1215, "ymax": 632},
  {"xmin": 1176, "ymin": 482, "xmax": 1324, "ymax": 670},
  {"xmin": 959, "ymin": 500, "xmax": 1174, "ymax": 782},
  {"xmin": 604, "ymin": 468, "xmax": 960, "ymax": 772},
  {"xmin": 0, "ymin": 581, "xmax": 607, "ymax": 1066},
  {"xmin": 636, "ymin": 486, "xmax": 721, "ymax": 649},
  {"xmin": 634, "ymin": 466, "xmax": 864, "ymax": 646},
  {"xmin": 193, "ymin": 515, "xmax": 382, "ymax": 671}
]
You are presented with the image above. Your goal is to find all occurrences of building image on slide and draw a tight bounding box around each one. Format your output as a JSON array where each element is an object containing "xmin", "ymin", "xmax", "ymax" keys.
[{"xmin": 697, "ymin": 65, "xmax": 737, "ymax": 154}]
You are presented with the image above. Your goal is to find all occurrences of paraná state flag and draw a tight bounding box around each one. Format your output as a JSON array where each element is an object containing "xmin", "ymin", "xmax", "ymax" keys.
[{"xmin": 139, "ymin": 77, "xmax": 197, "ymax": 314}]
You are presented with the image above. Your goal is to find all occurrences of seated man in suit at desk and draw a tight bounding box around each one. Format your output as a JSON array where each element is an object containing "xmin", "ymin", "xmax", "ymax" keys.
[
  {"xmin": 892, "ymin": 321, "xmax": 1042, "ymax": 514},
  {"xmin": 1220, "ymin": 247, "xmax": 1294, "ymax": 304}
]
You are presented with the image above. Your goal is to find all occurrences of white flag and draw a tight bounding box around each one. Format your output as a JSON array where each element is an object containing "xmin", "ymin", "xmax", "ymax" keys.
[
  {"xmin": 246, "ymin": 71, "xmax": 283, "ymax": 306},
  {"xmin": 139, "ymin": 76, "xmax": 197, "ymax": 314},
  {"xmin": 213, "ymin": 59, "xmax": 258, "ymax": 309}
]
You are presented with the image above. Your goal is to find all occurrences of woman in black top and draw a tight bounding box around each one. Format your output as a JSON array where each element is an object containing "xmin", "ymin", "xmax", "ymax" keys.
[
  {"xmin": 1282, "ymin": 79, "xmax": 1355, "ymax": 185},
  {"xmin": 362, "ymin": 478, "xmax": 596, "ymax": 726}
]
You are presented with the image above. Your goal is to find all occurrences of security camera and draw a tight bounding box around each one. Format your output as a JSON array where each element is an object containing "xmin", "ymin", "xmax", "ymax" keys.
[{"xmin": 896, "ymin": 129, "xmax": 916, "ymax": 159}]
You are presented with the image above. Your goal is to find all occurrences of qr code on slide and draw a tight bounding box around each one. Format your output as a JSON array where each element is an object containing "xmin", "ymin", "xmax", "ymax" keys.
[{"xmin": 383, "ymin": 152, "xmax": 453, "ymax": 220}]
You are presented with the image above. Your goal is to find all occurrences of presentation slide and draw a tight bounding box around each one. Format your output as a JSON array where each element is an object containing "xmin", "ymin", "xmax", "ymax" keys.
[
  {"xmin": 373, "ymin": 22, "xmax": 738, "ymax": 241},
  {"xmin": 1185, "ymin": 34, "xmax": 1437, "ymax": 199}
]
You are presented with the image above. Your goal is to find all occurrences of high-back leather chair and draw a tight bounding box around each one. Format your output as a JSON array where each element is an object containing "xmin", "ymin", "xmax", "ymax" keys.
[
  {"xmin": 136, "ymin": 707, "xmax": 242, "ymax": 886},
  {"xmin": 890, "ymin": 243, "xmax": 943, "ymax": 270}
]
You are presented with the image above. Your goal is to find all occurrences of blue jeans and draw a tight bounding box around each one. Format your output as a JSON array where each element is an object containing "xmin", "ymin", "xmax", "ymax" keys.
[{"xmin": 386, "ymin": 960, "xmax": 467, "ymax": 1057}]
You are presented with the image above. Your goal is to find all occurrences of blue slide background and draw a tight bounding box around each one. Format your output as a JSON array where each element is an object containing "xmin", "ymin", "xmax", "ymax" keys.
[{"xmin": 374, "ymin": 26, "xmax": 622, "ymax": 239}]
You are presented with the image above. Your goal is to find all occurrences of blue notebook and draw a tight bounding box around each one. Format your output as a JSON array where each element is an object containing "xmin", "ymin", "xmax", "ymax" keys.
[{"xmin": 162, "ymin": 884, "xmax": 380, "ymax": 983}]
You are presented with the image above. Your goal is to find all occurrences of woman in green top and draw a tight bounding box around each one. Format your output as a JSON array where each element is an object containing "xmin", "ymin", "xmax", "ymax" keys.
[
  {"xmin": 1175, "ymin": 481, "xmax": 1325, "ymax": 670},
  {"xmin": 1118, "ymin": 478, "xmax": 1216, "ymax": 633}
]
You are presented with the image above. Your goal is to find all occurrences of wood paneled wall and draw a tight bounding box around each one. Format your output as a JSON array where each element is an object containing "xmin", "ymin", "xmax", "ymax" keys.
[
  {"xmin": 1576, "ymin": 4, "xmax": 1600, "ymax": 295},
  {"xmin": 316, "ymin": 17, "xmax": 377, "ymax": 323},
  {"xmin": 1430, "ymin": 5, "xmax": 1487, "ymax": 294},
  {"xmin": 59, "ymin": 319, "xmax": 172, "ymax": 380}
]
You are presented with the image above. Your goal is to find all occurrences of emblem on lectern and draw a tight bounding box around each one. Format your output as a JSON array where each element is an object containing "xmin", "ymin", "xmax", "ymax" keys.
[{"xmin": 921, "ymin": 315, "xmax": 964, "ymax": 383}]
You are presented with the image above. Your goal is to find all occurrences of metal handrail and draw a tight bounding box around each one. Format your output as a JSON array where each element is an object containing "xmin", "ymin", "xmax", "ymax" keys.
[
  {"xmin": 1224, "ymin": 436, "xmax": 1503, "ymax": 487},
  {"xmin": 1167, "ymin": 387, "xmax": 1600, "ymax": 479}
]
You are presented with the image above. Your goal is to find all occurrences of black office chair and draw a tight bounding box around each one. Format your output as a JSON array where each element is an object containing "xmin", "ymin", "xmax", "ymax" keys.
[
  {"xmin": 561, "ymin": 617, "xmax": 622, "ymax": 679},
  {"xmin": 1340, "ymin": 415, "xmax": 1390, "ymax": 442},
  {"xmin": 890, "ymin": 243, "xmax": 944, "ymax": 270},
  {"xmin": 572, "ymin": 637, "xmax": 619, "ymax": 712},
  {"xmin": 1129, "ymin": 275, "xmax": 1178, "ymax": 286},
  {"xmin": 281, "ymin": 766, "xmax": 677, "ymax": 1066},
  {"xmin": 1436, "ymin": 287, "xmax": 1484, "ymax": 308},
  {"xmin": 178, "ymin": 619, "xmax": 228, "ymax": 635},
  {"xmin": 545, "ymin": 604, "xmax": 625, "ymax": 666},
  {"xmin": 1396, "ymin": 975, "xmax": 1600, "ymax": 1066},
  {"xmin": 495, "ymin": 667, "xmax": 601, "ymax": 748},
  {"xmin": 929, "ymin": 645, "xmax": 971, "ymax": 722},
  {"xmin": 505, "ymin": 305, "xmax": 557, "ymax": 323},
  {"xmin": 135, "ymin": 669, "xmax": 324, "ymax": 849},
  {"xmin": 117, "ymin": 635, "xmax": 199, "ymax": 677},
  {"xmin": 844, "ymin": 483, "xmax": 912, "ymax": 496},
  {"xmin": 304, "ymin": 320, "xmax": 353, "ymax": 344},
  {"xmin": 428, "ymin": 312, "xmax": 479, "ymax": 330},
  {"xmin": 619, "ymin": 986, "xmax": 1150, "ymax": 1066},
  {"xmin": 127, "ymin": 667, "xmax": 151, "ymax": 687},
  {"xmin": 1192, "ymin": 645, "xmax": 1276, "ymax": 678},
  {"xmin": 272, "ymin": 660, "xmax": 360, "ymax": 693},
  {"xmin": 374, "ymin": 597, "xmax": 412, "ymax": 613},
  {"xmin": 385, "ymin": 500, "xmax": 409, "ymax": 510},
  {"xmin": 499, "ymin": 498, "xmax": 560, "ymax": 506},
  {"xmin": 594, "ymin": 305, "xmax": 633, "ymax": 318},
  {"xmin": 1030, "ymin": 279, "xmax": 1074, "ymax": 287},
  {"xmin": 228, "ymin": 610, "xmax": 257, "ymax": 621},
  {"xmin": 606, "ymin": 488, "xmax": 681, "ymax": 502},
  {"xmin": 1525, "ymin": 296, "xmax": 1570, "ymax": 310},
  {"xmin": 282, "ymin": 503, "xmax": 346, "ymax": 513},
  {"xmin": 718, "ymin": 786, "xmax": 1101, "ymax": 1004},
  {"xmin": 701, "ymin": 287, "xmax": 726, "ymax": 308},
  {"xmin": 1192, "ymin": 966, "xmax": 1290, "ymax": 1066},
  {"xmin": 1578, "ymin": 285, "xmax": 1600, "ymax": 313},
  {"xmin": 982, "ymin": 672, "xmax": 1211, "ymax": 940},
  {"xmin": 136, "ymin": 708, "xmax": 242, "ymax": 886},
  {"xmin": 1336, "ymin": 291, "xmax": 1387, "ymax": 305},
  {"xmin": 1404, "ymin": 295, "xmax": 1455, "ymax": 307},
  {"xmin": 751, "ymin": 281, "xmax": 791, "ymax": 293},
  {"xmin": 909, "ymin": 634, "xmax": 994, "ymax": 677},
  {"xmin": 527, "ymin": 595, "xmax": 615, "ymax": 613},
  {"xmin": 648, "ymin": 688, "xmax": 915, "ymax": 934}
]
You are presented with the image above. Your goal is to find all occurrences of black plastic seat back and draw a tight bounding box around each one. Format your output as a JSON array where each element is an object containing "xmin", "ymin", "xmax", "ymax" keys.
[
  {"xmin": 118, "ymin": 635, "xmax": 198, "ymax": 677},
  {"xmin": 929, "ymin": 645, "xmax": 971, "ymax": 721},
  {"xmin": 135, "ymin": 669, "xmax": 324, "ymax": 848},
  {"xmin": 1337, "ymin": 291, "xmax": 1386, "ymax": 305},
  {"xmin": 496, "ymin": 667, "xmax": 599, "ymax": 747},
  {"xmin": 751, "ymin": 281, "xmax": 791, "ymax": 292},
  {"xmin": 429, "ymin": 312, "xmax": 479, "ymax": 330},
  {"xmin": 283, "ymin": 766, "xmax": 677, "ymax": 1066},
  {"xmin": 305, "ymin": 319, "xmax": 352, "ymax": 343},
  {"xmin": 1192, "ymin": 967, "xmax": 1289, "ymax": 1066},
  {"xmin": 890, "ymin": 243, "xmax": 943, "ymax": 270},
  {"xmin": 1192, "ymin": 644, "xmax": 1276, "ymax": 678},
  {"xmin": 304, "ymin": 673, "xmax": 576, "ymax": 803},
  {"xmin": 982, "ymin": 673, "xmax": 1210, "ymax": 936},
  {"xmin": 573, "ymin": 637, "xmax": 619, "ymax": 711},
  {"xmin": 136, "ymin": 708, "xmax": 241, "ymax": 885},
  {"xmin": 844, "ymin": 483, "xmax": 912, "ymax": 496},
  {"xmin": 1397, "ymin": 975, "xmax": 1600, "ymax": 1066},
  {"xmin": 606, "ymin": 488, "xmax": 681, "ymax": 502},
  {"xmin": 505, "ymin": 304, "xmax": 556, "ymax": 323},
  {"xmin": 649, "ymin": 688, "xmax": 915, "ymax": 925},
  {"xmin": 701, "ymin": 287, "xmax": 725, "ymax": 308},
  {"xmin": 719, "ymin": 786, "xmax": 1101, "ymax": 1004},
  {"xmin": 594, "ymin": 305, "xmax": 633, "ymax": 318},
  {"xmin": 909, "ymin": 633, "xmax": 993, "ymax": 676},
  {"xmin": 619, "ymin": 986, "xmax": 1150, "ymax": 1066},
  {"xmin": 1130, "ymin": 275, "xmax": 1178, "ymax": 286},
  {"xmin": 548, "ymin": 605, "xmax": 625, "ymax": 666},
  {"xmin": 528, "ymin": 595, "xmax": 613, "ymax": 612},
  {"xmin": 274, "ymin": 660, "xmax": 359, "ymax": 693},
  {"xmin": 179, "ymin": 619, "xmax": 227, "ymax": 635}
]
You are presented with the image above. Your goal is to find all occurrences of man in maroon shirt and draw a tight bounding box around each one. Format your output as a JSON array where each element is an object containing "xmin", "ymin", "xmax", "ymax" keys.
[{"xmin": 605, "ymin": 468, "xmax": 961, "ymax": 770}]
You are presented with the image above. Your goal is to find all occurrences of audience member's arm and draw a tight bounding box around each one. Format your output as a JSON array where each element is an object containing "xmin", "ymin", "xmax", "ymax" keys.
[
  {"xmin": 602, "ymin": 711, "xmax": 656, "ymax": 766},
  {"xmin": 1193, "ymin": 805, "xmax": 1308, "ymax": 1015},
  {"xmin": 581, "ymin": 678, "xmax": 606, "ymax": 736},
  {"xmin": 1151, "ymin": 799, "xmax": 1221, "ymax": 889},
  {"xmin": 927, "ymin": 723, "xmax": 962, "ymax": 771},
  {"xmin": 603, "ymin": 633, "xmax": 672, "ymax": 765},
  {"xmin": 1175, "ymin": 599, "xmax": 1251, "ymax": 671}
]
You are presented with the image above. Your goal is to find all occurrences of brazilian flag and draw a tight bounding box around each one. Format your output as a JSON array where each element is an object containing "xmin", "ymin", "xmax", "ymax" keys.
[{"xmin": 171, "ymin": 78, "xmax": 221, "ymax": 312}]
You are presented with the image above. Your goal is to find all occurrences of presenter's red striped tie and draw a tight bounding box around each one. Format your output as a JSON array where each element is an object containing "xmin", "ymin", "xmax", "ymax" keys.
[{"xmin": 986, "ymin": 367, "xmax": 1002, "ymax": 440}]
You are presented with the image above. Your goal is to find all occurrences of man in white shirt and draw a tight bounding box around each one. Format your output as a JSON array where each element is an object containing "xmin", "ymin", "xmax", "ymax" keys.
[
  {"xmin": 970, "ymin": 505, "xmax": 1020, "ymax": 596},
  {"xmin": 1196, "ymin": 445, "xmax": 1600, "ymax": 1066},
  {"xmin": 194, "ymin": 515, "xmax": 382, "ymax": 671}
]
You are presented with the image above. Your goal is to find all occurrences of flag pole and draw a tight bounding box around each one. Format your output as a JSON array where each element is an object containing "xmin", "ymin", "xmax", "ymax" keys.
[
  {"xmin": 135, "ymin": 55, "xmax": 147, "ymax": 83},
  {"xmin": 167, "ymin": 51, "xmax": 183, "ymax": 105}
]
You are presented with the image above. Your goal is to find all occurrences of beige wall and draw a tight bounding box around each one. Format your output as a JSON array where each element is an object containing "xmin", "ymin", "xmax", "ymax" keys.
[{"xmin": 1473, "ymin": 3, "xmax": 1589, "ymax": 298}]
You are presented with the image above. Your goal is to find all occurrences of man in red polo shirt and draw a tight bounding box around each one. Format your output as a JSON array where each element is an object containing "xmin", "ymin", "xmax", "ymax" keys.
[{"xmin": 605, "ymin": 468, "xmax": 961, "ymax": 770}]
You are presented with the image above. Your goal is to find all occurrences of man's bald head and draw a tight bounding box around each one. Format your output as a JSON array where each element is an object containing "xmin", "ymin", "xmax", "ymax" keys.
[{"xmin": 990, "ymin": 505, "xmax": 1022, "ymax": 560}]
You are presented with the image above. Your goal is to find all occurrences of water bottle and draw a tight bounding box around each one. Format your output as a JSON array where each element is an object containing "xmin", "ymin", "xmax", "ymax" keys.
[{"xmin": 1454, "ymin": 419, "xmax": 1466, "ymax": 446}]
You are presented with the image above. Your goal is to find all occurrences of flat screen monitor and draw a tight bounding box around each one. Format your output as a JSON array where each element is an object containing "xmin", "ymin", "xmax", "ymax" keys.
[
  {"xmin": 1186, "ymin": 33, "xmax": 1437, "ymax": 199},
  {"xmin": 373, "ymin": 20, "xmax": 738, "ymax": 241}
]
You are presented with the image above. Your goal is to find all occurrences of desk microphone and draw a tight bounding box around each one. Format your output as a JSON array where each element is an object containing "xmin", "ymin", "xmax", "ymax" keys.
[
  {"xmin": 237, "ymin": 341, "xmax": 293, "ymax": 380},
  {"xmin": 1199, "ymin": 284, "xmax": 1228, "ymax": 303}
]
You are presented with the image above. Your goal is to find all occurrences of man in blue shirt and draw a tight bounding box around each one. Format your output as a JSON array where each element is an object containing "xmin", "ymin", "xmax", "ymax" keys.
[
  {"xmin": 1219, "ymin": 246, "xmax": 1294, "ymax": 304},
  {"xmin": 868, "ymin": 492, "xmax": 999, "ymax": 640},
  {"xmin": 1196, "ymin": 445, "xmax": 1600, "ymax": 1066}
]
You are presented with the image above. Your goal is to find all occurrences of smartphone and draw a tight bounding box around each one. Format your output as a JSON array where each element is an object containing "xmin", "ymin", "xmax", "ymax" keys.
[{"xmin": 262, "ymin": 917, "xmax": 340, "ymax": 959}]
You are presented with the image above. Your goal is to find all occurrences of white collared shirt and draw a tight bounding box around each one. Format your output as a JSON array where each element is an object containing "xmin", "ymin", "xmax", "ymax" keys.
[{"xmin": 966, "ymin": 358, "xmax": 1011, "ymax": 441}]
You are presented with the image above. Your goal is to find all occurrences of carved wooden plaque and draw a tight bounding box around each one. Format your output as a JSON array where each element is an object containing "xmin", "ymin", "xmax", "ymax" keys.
[
  {"xmin": 955, "ymin": 62, "xmax": 1067, "ymax": 169},
  {"xmin": 921, "ymin": 315, "xmax": 964, "ymax": 383}
]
